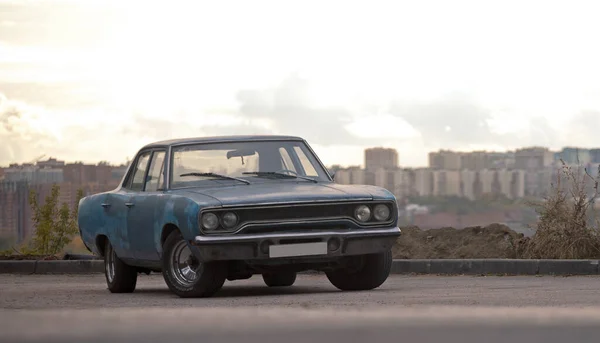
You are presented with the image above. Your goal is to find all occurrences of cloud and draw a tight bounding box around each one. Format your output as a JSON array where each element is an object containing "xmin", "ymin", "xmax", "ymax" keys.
[
  {"xmin": 0, "ymin": 92, "xmax": 58, "ymax": 164},
  {"xmin": 0, "ymin": 2, "xmax": 122, "ymax": 49},
  {"xmin": 388, "ymin": 93, "xmax": 521, "ymax": 150},
  {"xmin": 564, "ymin": 110, "xmax": 600, "ymax": 148},
  {"xmin": 234, "ymin": 74, "xmax": 416, "ymax": 146}
]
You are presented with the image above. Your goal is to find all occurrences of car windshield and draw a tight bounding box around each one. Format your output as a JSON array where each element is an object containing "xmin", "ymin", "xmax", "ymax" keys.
[{"xmin": 170, "ymin": 140, "xmax": 330, "ymax": 188}]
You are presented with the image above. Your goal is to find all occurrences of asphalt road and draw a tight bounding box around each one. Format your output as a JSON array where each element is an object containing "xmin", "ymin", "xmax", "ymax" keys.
[{"xmin": 2, "ymin": 274, "xmax": 600, "ymax": 342}]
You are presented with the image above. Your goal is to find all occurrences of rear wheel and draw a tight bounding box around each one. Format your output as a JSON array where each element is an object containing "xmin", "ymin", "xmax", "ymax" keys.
[
  {"xmin": 104, "ymin": 240, "xmax": 137, "ymax": 293},
  {"xmin": 326, "ymin": 249, "xmax": 392, "ymax": 291},
  {"xmin": 262, "ymin": 271, "xmax": 297, "ymax": 287},
  {"xmin": 161, "ymin": 230, "xmax": 227, "ymax": 298}
]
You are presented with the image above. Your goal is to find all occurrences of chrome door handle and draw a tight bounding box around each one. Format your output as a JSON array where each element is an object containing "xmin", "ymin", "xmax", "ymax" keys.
[
  {"xmin": 101, "ymin": 203, "xmax": 110, "ymax": 208},
  {"xmin": 125, "ymin": 202, "xmax": 135, "ymax": 208}
]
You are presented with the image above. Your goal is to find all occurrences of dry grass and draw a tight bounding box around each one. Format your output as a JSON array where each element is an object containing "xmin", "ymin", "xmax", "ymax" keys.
[{"xmin": 523, "ymin": 161, "xmax": 600, "ymax": 259}]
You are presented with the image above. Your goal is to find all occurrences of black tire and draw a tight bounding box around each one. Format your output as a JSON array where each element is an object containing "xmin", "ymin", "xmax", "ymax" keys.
[
  {"xmin": 161, "ymin": 230, "xmax": 227, "ymax": 298},
  {"xmin": 326, "ymin": 249, "xmax": 392, "ymax": 291},
  {"xmin": 104, "ymin": 240, "xmax": 137, "ymax": 293},
  {"xmin": 262, "ymin": 271, "xmax": 297, "ymax": 287}
]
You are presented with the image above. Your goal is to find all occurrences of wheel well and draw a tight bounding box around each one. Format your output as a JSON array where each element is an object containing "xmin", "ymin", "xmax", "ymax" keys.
[
  {"xmin": 96, "ymin": 235, "xmax": 108, "ymax": 257},
  {"xmin": 161, "ymin": 224, "xmax": 179, "ymax": 247}
]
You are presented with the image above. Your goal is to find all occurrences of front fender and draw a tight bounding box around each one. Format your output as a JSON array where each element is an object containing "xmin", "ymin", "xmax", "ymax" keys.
[{"xmin": 154, "ymin": 194, "xmax": 220, "ymax": 256}]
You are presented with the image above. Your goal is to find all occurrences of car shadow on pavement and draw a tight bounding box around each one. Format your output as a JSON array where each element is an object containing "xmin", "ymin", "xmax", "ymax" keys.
[{"xmin": 129, "ymin": 284, "xmax": 340, "ymax": 298}]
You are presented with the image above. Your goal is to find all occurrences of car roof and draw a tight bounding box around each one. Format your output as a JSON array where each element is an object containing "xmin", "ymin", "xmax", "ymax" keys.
[{"xmin": 141, "ymin": 135, "xmax": 305, "ymax": 149}]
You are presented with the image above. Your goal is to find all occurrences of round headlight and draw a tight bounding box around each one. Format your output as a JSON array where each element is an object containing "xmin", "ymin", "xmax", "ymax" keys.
[
  {"xmin": 373, "ymin": 204, "xmax": 390, "ymax": 221},
  {"xmin": 222, "ymin": 212, "xmax": 238, "ymax": 228},
  {"xmin": 354, "ymin": 205, "xmax": 371, "ymax": 222},
  {"xmin": 201, "ymin": 213, "xmax": 219, "ymax": 230}
]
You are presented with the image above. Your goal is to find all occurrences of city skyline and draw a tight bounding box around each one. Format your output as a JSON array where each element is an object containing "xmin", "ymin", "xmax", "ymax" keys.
[
  {"xmin": 2, "ymin": 1, "xmax": 600, "ymax": 168},
  {"xmin": 2, "ymin": 144, "xmax": 600, "ymax": 170}
]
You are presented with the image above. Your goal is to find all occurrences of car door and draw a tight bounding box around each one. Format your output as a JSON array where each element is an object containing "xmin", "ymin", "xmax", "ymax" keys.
[
  {"xmin": 109, "ymin": 150, "xmax": 152, "ymax": 260},
  {"xmin": 126, "ymin": 149, "xmax": 167, "ymax": 261}
]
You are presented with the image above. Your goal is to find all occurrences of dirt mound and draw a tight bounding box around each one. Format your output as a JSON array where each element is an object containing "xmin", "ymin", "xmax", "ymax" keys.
[{"xmin": 392, "ymin": 223, "xmax": 528, "ymax": 259}]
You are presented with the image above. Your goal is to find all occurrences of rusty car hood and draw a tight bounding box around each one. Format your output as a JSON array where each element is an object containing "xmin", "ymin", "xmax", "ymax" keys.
[{"xmin": 172, "ymin": 181, "xmax": 394, "ymax": 207}]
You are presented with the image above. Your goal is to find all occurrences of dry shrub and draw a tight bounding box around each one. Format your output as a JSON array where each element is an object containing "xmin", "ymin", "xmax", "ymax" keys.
[{"xmin": 523, "ymin": 161, "xmax": 600, "ymax": 259}]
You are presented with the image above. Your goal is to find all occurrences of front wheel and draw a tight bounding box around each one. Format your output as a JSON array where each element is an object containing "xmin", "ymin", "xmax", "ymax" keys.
[
  {"xmin": 161, "ymin": 230, "xmax": 227, "ymax": 298},
  {"xmin": 326, "ymin": 249, "xmax": 392, "ymax": 291},
  {"xmin": 104, "ymin": 240, "xmax": 137, "ymax": 293}
]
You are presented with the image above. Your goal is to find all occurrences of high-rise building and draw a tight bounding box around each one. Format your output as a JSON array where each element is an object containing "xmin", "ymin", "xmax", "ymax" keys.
[
  {"xmin": 511, "ymin": 170, "xmax": 526, "ymax": 199},
  {"xmin": 412, "ymin": 168, "xmax": 433, "ymax": 196},
  {"xmin": 474, "ymin": 169, "xmax": 495, "ymax": 198},
  {"xmin": 0, "ymin": 181, "xmax": 31, "ymax": 242},
  {"xmin": 4, "ymin": 165, "xmax": 64, "ymax": 184},
  {"xmin": 556, "ymin": 147, "xmax": 591, "ymax": 165},
  {"xmin": 429, "ymin": 150, "xmax": 461, "ymax": 170},
  {"xmin": 36, "ymin": 158, "xmax": 65, "ymax": 168},
  {"xmin": 432, "ymin": 170, "xmax": 461, "ymax": 197},
  {"xmin": 590, "ymin": 149, "xmax": 600, "ymax": 164},
  {"xmin": 524, "ymin": 168, "xmax": 554, "ymax": 197},
  {"xmin": 460, "ymin": 151, "xmax": 515, "ymax": 170},
  {"xmin": 390, "ymin": 169, "xmax": 410, "ymax": 199},
  {"xmin": 364, "ymin": 147, "xmax": 398, "ymax": 170},
  {"xmin": 515, "ymin": 147, "xmax": 554, "ymax": 170},
  {"xmin": 460, "ymin": 151, "xmax": 490, "ymax": 170},
  {"xmin": 460, "ymin": 170, "xmax": 477, "ymax": 200}
]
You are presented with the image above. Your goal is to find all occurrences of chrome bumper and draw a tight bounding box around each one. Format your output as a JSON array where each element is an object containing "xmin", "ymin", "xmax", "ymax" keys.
[{"xmin": 189, "ymin": 227, "xmax": 401, "ymax": 262}]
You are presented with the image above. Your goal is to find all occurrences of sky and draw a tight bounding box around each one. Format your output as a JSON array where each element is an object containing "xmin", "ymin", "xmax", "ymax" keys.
[{"xmin": 1, "ymin": 0, "xmax": 600, "ymax": 168}]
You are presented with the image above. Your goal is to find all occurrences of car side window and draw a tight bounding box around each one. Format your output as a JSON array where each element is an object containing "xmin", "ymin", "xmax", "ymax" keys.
[
  {"xmin": 145, "ymin": 151, "xmax": 166, "ymax": 192},
  {"xmin": 129, "ymin": 152, "xmax": 151, "ymax": 191}
]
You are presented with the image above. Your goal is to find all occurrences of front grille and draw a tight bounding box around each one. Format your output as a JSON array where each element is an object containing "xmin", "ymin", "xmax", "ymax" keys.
[{"xmin": 200, "ymin": 200, "xmax": 396, "ymax": 234}]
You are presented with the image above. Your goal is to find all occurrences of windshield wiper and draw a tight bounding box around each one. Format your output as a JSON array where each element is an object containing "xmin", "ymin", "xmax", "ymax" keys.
[
  {"xmin": 242, "ymin": 171, "xmax": 318, "ymax": 183},
  {"xmin": 179, "ymin": 172, "xmax": 251, "ymax": 185}
]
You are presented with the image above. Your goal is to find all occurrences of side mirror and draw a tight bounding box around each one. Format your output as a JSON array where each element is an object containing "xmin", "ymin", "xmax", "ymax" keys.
[{"xmin": 330, "ymin": 172, "xmax": 336, "ymax": 181}]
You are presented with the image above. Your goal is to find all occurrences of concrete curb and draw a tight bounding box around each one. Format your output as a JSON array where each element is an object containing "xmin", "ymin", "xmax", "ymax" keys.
[
  {"xmin": 391, "ymin": 259, "xmax": 600, "ymax": 275},
  {"xmin": 1, "ymin": 259, "xmax": 600, "ymax": 275},
  {"xmin": 0, "ymin": 260, "xmax": 104, "ymax": 274}
]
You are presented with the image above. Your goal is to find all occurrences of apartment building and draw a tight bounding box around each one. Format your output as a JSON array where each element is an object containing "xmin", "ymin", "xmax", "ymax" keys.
[
  {"xmin": 364, "ymin": 147, "xmax": 398, "ymax": 170},
  {"xmin": 333, "ymin": 167, "xmax": 366, "ymax": 185},
  {"xmin": 428, "ymin": 150, "xmax": 461, "ymax": 170},
  {"xmin": 432, "ymin": 170, "xmax": 461, "ymax": 197},
  {"xmin": 511, "ymin": 170, "xmax": 526, "ymax": 199},
  {"xmin": 412, "ymin": 168, "xmax": 433, "ymax": 197},
  {"xmin": 515, "ymin": 147, "xmax": 554, "ymax": 170},
  {"xmin": 0, "ymin": 181, "xmax": 30, "ymax": 241},
  {"xmin": 590, "ymin": 149, "xmax": 600, "ymax": 164},
  {"xmin": 460, "ymin": 170, "xmax": 477, "ymax": 200},
  {"xmin": 461, "ymin": 151, "xmax": 515, "ymax": 170},
  {"xmin": 474, "ymin": 169, "xmax": 495, "ymax": 198},
  {"xmin": 556, "ymin": 147, "xmax": 591, "ymax": 165},
  {"xmin": 4, "ymin": 165, "xmax": 64, "ymax": 184},
  {"xmin": 524, "ymin": 168, "xmax": 554, "ymax": 197}
]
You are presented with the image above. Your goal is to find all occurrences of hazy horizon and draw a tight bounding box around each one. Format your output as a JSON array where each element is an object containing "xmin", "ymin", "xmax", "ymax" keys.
[{"xmin": 2, "ymin": 0, "xmax": 600, "ymax": 168}]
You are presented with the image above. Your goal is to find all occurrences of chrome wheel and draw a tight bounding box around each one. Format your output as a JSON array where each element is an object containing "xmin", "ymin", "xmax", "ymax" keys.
[
  {"xmin": 105, "ymin": 244, "xmax": 116, "ymax": 283},
  {"xmin": 170, "ymin": 240, "xmax": 202, "ymax": 287}
]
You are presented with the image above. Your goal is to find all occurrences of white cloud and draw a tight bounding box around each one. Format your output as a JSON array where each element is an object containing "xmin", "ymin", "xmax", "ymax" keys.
[
  {"xmin": 345, "ymin": 113, "xmax": 421, "ymax": 140},
  {"xmin": 2, "ymin": 0, "xmax": 600, "ymax": 167}
]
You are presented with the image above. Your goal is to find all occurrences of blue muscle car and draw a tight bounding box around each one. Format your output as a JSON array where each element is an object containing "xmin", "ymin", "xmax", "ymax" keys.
[{"xmin": 78, "ymin": 135, "xmax": 401, "ymax": 297}]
